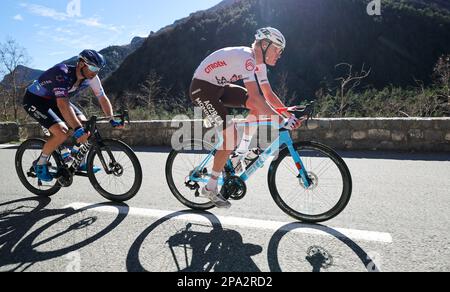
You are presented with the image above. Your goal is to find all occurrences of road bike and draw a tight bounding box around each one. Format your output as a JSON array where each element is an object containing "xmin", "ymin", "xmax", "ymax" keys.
[
  {"xmin": 15, "ymin": 111, "xmax": 142, "ymax": 202},
  {"xmin": 166, "ymin": 103, "xmax": 352, "ymax": 223}
]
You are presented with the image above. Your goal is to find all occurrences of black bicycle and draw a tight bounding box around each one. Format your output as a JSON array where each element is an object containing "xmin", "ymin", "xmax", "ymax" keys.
[{"xmin": 15, "ymin": 111, "xmax": 143, "ymax": 202}]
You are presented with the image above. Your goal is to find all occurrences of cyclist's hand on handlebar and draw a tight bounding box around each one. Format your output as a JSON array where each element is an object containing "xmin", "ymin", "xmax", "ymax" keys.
[
  {"xmin": 110, "ymin": 119, "xmax": 125, "ymax": 129},
  {"xmin": 287, "ymin": 106, "xmax": 303, "ymax": 112},
  {"xmin": 283, "ymin": 115, "xmax": 300, "ymax": 130},
  {"xmin": 292, "ymin": 114, "xmax": 306, "ymax": 129},
  {"xmin": 73, "ymin": 127, "xmax": 91, "ymax": 144},
  {"xmin": 77, "ymin": 132, "xmax": 91, "ymax": 144}
]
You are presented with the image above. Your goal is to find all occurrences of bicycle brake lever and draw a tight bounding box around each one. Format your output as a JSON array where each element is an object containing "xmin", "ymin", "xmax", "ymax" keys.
[
  {"xmin": 125, "ymin": 111, "xmax": 130, "ymax": 124},
  {"xmin": 120, "ymin": 110, "xmax": 130, "ymax": 125}
]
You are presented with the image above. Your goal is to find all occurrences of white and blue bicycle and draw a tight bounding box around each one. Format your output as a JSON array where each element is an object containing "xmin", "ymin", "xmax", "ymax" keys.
[{"xmin": 166, "ymin": 103, "xmax": 352, "ymax": 223}]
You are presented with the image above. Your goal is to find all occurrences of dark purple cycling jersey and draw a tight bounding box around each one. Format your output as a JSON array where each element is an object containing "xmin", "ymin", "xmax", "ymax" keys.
[{"xmin": 27, "ymin": 63, "xmax": 105, "ymax": 100}]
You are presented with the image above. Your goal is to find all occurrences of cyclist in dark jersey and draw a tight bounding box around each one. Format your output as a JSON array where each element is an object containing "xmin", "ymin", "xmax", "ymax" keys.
[{"xmin": 23, "ymin": 49, "xmax": 123, "ymax": 182}]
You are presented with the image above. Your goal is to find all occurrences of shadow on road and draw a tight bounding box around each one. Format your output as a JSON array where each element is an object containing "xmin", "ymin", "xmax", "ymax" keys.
[
  {"xmin": 126, "ymin": 210, "xmax": 262, "ymax": 272},
  {"xmin": 126, "ymin": 210, "xmax": 381, "ymax": 272},
  {"xmin": 0, "ymin": 197, "xmax": 129, "ymax": 272},
  {"xmin": 268, "ymin": 222, "xmax": 380, "ymax": 272},
  {"xmin": 0, "ymin": 198, "xmax": 382, "ymax": 272}
]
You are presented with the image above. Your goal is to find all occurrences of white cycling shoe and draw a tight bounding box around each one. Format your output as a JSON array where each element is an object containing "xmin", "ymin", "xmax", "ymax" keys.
[{"xmin": 201, "ymin": 186, "xmax": 231, "ymax": 209}]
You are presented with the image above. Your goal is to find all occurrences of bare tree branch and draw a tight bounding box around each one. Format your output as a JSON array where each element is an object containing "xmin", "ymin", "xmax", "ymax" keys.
[
  {"xmin": 0, "ymin": 37, "xmax": 31, "ymax": 121},
  {"xmin": 334, "ymin": 63, "xmax": 371, "ymax": 117}
]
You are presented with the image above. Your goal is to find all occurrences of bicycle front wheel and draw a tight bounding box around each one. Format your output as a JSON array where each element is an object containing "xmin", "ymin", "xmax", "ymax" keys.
[
  {"xmin": 268, "ymin": 141, "xmax": 352, "ymax": 223},
  {"xmin": 87, "ymin": 139, "xmax": 142, "ymax": 202}
]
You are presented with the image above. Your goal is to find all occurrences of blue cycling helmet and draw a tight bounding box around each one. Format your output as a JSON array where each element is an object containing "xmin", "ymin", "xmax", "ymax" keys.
[{"xmin": 78, "ymin": 49, "xmax": 106, "ymax": 69}]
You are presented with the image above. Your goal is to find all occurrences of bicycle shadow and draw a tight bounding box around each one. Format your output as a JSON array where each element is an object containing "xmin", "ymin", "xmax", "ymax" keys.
[
  {"xmin": 0, "ymin": 197, "xmax": 129, "ymax": 272},
  {"xmin": 267, "ymin": 223, "xmax": 381, "ymax": 272},
  {"xmin": 126, "ymin": 210, "xmax": 381, "ymax": 272},
  {"xmin": 126, "ymin": 210, "xmax": 262, "ymax": 272}
]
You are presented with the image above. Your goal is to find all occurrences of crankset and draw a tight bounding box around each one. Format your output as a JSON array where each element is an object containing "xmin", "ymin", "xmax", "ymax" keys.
[
  {"xmin": 222, "ymin": 176, "xmax": 247, "ymax": 201},
  {"xmin": 57, "ymin": 167, "xmax": 74, "ymax": 188}
]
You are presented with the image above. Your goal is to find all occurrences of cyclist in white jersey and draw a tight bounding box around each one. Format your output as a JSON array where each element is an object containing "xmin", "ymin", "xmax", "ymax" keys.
[{"xmin": 190, "ymin": 27, "xmax": 303, "ymax": 208}]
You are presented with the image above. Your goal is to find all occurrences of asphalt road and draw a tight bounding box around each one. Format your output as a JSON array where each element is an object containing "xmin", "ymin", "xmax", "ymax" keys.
[{"xmin": 0, "ymin": 144, "xmax": 449, "ymax": 272}]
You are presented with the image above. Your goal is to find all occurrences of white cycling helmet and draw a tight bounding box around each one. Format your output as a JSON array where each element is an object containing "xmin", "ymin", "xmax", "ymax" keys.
[{"xmin": 255, "ymin": 27, "xmax": 286, "ymax": 49}]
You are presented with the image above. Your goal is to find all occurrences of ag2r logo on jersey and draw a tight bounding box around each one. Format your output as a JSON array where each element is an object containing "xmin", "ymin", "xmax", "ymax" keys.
[{"xmin": 245, "ymin": 59, "xmax": 255, "ymax": 71}]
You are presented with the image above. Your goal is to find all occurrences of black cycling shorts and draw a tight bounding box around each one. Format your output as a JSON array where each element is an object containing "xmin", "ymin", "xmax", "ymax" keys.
[
  {"xmin": 190, "ymin": 78, "xmax": 249, "ymax": 128},
  {"xmin": 23, "ymin": 91, "xmax": 84, "ymax": 130}
]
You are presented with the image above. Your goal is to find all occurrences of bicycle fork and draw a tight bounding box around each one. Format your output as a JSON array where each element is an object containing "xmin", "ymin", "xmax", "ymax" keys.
[{"xmin": 285, "ymin": 139, "xmax": 313, "ymax": 189}]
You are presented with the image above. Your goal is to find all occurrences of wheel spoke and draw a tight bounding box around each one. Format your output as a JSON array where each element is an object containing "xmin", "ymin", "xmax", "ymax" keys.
[
  {"xmin": 272, "ymin": 145, "xmax": 351, "ymax": 221},
  {"xmin": 166, "ymin": 141, "xmax": 215, "ymax": 210},
  {"xmin": 88, "ymin": 142, "xmax": 141, "ymax": 200}
]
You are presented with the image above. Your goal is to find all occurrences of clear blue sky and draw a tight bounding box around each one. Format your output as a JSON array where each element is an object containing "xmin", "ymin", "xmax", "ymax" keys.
[{"xmin": 0, "ymin": 0, "xmax": 222, "ymax": 71}]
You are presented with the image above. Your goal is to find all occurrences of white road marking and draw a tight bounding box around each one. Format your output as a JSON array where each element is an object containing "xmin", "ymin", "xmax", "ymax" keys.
[
  {"xmin": 0, "ymin": 144, "xmax": 16, "ymax": 149},
  {"xmin": 65, "ymin": 202, "xmax": 393, "ymax": 243}
]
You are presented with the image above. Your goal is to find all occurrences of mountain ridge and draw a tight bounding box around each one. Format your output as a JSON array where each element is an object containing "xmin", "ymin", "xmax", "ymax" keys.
[{"xmin": 103, "ymin": 0, "xmax": 450, "ymax": 102}]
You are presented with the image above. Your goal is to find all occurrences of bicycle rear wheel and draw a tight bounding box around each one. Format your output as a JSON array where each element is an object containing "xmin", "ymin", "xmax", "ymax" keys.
[
  {"xmin": 15, "ymin": 139, "xmax": 62, "ymax": 197},
  {"xmin": 87, "ymin": 139, "xmax": 142, "ymax": 202},
  {"xmin": 268, "ymin": 141, "xmax": 352, "ymax": 223},
  {"xmin": 165, "ymin": 139, "xmax": 216, "ymax": 210}
]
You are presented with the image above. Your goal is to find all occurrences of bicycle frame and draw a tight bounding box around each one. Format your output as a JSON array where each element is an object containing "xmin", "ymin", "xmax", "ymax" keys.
[
  {"xmin": 57, "ymin": 113, "xmax": 127, "ymax": 178},
  {"xmin": 189, "ymin": 120, "xmax": 312, "ymax": 188}
]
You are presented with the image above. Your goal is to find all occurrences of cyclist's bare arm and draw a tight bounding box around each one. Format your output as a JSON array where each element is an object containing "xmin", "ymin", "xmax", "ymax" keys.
[
  {"xmin": 98, "ymin": 94, "xmax": 114, "ymax": 118},
  {"xmin": 56, "ymin": 98, "xmax": 83, "ymax": 130},
  {"xmin": 259, "ymin": 83, "xmax": 291, "ymax": 118},
  {"xmin": 244, "ymin": 81, "xmax": 285, "ymax": 124}
]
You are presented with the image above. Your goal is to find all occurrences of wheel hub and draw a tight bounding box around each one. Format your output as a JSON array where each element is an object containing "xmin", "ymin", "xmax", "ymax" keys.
[
  {"xmin": 110, "ymin": 163, "xmax": 124, "ymax": 177},
  {"xmin": 299, "ymin": 172, "xmax": 319, "ymax": 190}
]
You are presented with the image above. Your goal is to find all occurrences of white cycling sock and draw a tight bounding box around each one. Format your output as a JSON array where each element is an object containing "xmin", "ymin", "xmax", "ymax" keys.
[
  {"xmin": 206, "ymin": 171, "xmax": 221, "ymax": 191},
  {"xmin": 37, "ymin": 153, "xmax": 49, "ymax": 166},
  {"xmin": 236, "ymin": 134, "xmax": 253, "ymax": 155}
]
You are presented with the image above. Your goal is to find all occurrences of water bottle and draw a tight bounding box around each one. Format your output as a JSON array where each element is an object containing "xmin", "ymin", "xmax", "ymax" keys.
[
  {"xmin": 244, "ymin": 148, "xmax": 261, "ymax": 168},
  {"xmin": 71, "ymin": 145, "xmax": 81, "ymax": 157},
  {"xmin": 231, "ymin": 148, "xmax": 260, "ymax": 174},
  {"xmin": 231, "ymin": 153, "xmax": 245, "ymax": 174},
  {"xmin": 61, "ymin": 147, "xmax": 73, "ymax": 163}
]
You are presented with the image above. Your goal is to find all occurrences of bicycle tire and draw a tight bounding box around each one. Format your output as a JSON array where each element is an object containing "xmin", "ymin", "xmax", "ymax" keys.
[
  {"xmin": 15, "ymin": 139, "xmax": 62, "ymax": 197},
  {"xmin": 166, "ymin": 139, "xmax": 216, "ymax": 211},
  {"xmin": 268, "ymin": 141, "xmax": 352, "ymax": 223},
  {"xmin": 87, "ymin": 139, "xmax": 142, "ymax": 202}
]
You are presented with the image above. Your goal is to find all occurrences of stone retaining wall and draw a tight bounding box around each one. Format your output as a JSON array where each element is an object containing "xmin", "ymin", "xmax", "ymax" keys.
[{"xmin": 3, "ymin": 118, "xmax": 449, "ymax": 152}]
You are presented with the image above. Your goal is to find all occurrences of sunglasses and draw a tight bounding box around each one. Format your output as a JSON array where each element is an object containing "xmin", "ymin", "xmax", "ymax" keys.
[
  {"xmin": 84, "ymin": 62, "xmax": 101, "ymax": 73},
  {"xmin": 274, "ymin": 46, "xmax": 284, "ymax": 55}
]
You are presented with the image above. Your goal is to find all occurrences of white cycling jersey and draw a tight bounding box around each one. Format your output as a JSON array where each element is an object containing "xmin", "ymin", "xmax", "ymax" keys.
[
  {"xmin": 193, "ymin": 46, "xmax": 269, "ymax": 87},
  {"xmin": 70, "ymin": 75, "xmax": 105, "ymax": 99}
]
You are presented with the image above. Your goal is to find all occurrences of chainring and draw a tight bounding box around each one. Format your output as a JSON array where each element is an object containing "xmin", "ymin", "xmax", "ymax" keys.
[
  {"xmin": 57, "ymin": 167, "xmax": 73, "ymax": 188},
  {"xmin": 222, "ymin": 176, "xmax": 247, "ymax": 201}
]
